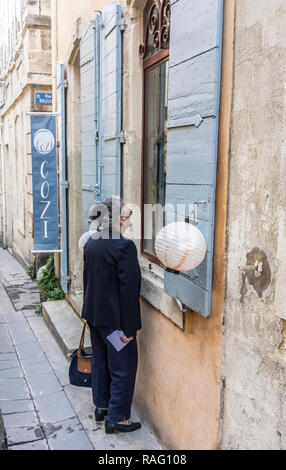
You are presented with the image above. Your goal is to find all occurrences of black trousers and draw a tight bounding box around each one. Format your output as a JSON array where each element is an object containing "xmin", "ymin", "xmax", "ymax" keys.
[{"xmin": 89, "ymin": 324, "xmax": 138, "ymax": 423}]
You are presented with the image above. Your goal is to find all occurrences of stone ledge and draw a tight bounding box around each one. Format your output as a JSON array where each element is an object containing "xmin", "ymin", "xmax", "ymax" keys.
[
  {"xmin": 69, "ymin": 293, "xmax": 83, "ymax": 317},
  {"xmin": 139, "ymin": 256, "xmax": 185, "ymax": 330},
  {"xmin": 42, "ymin": 300, "xmax": 91, "ymax": 357}
]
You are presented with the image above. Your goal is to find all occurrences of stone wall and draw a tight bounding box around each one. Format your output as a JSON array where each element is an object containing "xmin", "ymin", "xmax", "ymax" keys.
[
  {"xmin": 222, "ymin": 0, "xmax": 286, "ymax": 450},
  {"xmin": 0, "ymin": 2, "xmax": 52, "ymax": 264}
]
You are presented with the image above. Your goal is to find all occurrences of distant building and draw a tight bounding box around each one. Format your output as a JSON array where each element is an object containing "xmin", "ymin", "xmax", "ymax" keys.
[{"xmin": 0, "ymin": 0, "xmax": 52, "ymax": 263}]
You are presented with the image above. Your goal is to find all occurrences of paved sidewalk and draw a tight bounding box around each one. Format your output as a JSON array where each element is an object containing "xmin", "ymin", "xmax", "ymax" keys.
[{"xmin": 0, "ymin": 247, "xmax": 160, "ymax": 451}]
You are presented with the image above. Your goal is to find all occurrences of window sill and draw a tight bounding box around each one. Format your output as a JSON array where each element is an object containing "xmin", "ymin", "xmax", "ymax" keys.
[
  {"xmin": 139, "ymin": 256, "xmax": 185, "ymax": 330},
  {"xmin": 68, "ymin": 258, "xmax": 185, "ymax": 330}
]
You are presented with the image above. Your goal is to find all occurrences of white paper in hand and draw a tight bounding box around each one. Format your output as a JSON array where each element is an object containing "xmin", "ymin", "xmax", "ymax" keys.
[{"xmin": 106, "ymin": 330, "xmax": 128, "ymax": 352}]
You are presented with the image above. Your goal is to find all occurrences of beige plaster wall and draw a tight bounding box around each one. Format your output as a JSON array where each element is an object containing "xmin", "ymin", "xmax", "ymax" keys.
[
  {"xmin": 223, "ymin": 0, "xmax": 286, "ymax": 450},
  {"xmin": 53, "ymin": 0, "xmax": 113, "ymax": 64},
  {"xmin": 135, "ymin": 299, "xmax": 223, "ymax": 450}
]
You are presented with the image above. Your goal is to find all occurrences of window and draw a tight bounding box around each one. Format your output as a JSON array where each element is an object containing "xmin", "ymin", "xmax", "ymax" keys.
[
  {"xmin": 141, "ymin": 0, "xmax": 170, "ymax": 263},
  {"xmin": 0, "ymin": 80, "xmax": 5, "ymax": 108}
]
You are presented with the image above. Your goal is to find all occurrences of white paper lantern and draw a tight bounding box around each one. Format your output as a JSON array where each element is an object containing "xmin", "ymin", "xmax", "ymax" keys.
[
  {"xmin": 155, "ymin": 222, "xmax": 207, "ymax": 272},
  {"xmin": 78, "ymin": 230, "xmax": 98, "ymax": 253}
]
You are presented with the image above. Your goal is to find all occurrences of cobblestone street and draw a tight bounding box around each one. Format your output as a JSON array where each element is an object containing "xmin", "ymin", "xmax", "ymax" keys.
[{"xmin": 0, "ymin": 247, "xmax": 160, "ymax": 451}]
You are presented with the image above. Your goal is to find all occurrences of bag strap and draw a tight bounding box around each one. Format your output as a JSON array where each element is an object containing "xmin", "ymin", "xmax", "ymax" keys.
[{"xmin": 78, "ymin": 322, "xmax": 87, "ymax": 352}]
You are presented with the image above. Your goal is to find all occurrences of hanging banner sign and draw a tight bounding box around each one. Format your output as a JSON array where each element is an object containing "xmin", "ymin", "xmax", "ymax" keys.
[{"xmin": 31, "ymin": 115, "xmax": 59, "ymax": 251}]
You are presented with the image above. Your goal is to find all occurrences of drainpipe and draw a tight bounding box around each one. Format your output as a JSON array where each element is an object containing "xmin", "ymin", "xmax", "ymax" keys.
[
  {"xmin": 96, "ymin": 11, "xmax": 103, "ymax": 202},
  {"xmin": 51, "ymin": 0, "xmax": 60, "ymax": 276},
  {"xmin": 94, "ymin": 13, "xmax": 102, "ymax": 203}
]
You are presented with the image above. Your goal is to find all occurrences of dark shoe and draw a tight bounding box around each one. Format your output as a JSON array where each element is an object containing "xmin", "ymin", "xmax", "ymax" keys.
[
  {"xmin": 95, "ymin": 408, "xmax": 108, "ymax": 422},
  {"xmin": 105, "ymin": 419, "xmax": 142, "ymax": 434}
]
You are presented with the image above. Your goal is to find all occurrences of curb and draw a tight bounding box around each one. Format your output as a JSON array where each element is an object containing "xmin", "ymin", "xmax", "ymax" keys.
[{"xmin": 0, "ymin": 410, "xmax": 7, "ymax": 451}]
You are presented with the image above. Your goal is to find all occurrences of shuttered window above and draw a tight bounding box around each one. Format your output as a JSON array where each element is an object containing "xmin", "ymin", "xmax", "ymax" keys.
[{"xmin": 80, "ymin": 4, "xmax": 123, "ymax": 233}]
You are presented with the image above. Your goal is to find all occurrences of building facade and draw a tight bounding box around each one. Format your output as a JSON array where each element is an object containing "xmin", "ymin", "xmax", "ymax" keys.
[
  {"xmin": 50, "ymin": 0, "xmax": 229, "ymax": 449},
  {"xmin": 0, "ymin": 0, "xmax": 286, "ymax": 450},
  {"xmin": 0, "ymin": 0, "xmax": 52, "ymax": 263}
]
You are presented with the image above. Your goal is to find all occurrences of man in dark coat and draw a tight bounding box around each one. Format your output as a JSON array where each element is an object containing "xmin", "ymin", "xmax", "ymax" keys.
[{"xmin": 81, "ymin": 198, "xmax": 142, "ymax": 434}]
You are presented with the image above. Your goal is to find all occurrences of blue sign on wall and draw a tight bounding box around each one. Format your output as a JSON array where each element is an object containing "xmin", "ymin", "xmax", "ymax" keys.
[
  {"xmin": 31, "ymin": 115, "xmax": 59, "ymax": 251},
  {"xmin": 35, "ymin": 92, "xmax": 53, "ymax": 105}
]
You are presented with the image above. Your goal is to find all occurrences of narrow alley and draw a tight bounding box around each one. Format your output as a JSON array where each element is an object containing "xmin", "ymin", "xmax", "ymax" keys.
[
  {"xmin": 0, "ymin": 247, "xmax": 160, "ymax": 451},
  {"xmin": 1, "ymin": 0, "xmax": 286, "ymax": 452}
]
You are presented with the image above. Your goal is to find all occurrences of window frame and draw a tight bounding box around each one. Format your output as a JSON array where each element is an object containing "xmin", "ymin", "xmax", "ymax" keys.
[{"xmin": 141, "ymin": 47, "xmax": 169, "ymax": 265}]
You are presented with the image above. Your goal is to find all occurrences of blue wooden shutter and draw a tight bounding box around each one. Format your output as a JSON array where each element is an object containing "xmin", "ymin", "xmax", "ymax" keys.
[
  {"xmin": 57, "ymin": 62, "xmax": 69, "ymax": 293},
  {"xmin": 101, "ymin": 3, "xmax": 123, "ymax": 200},
  {"xmin": 80, "ymin": 5, "xmax": 122, "ymax": 231},
  {"xmin": 164, "ymin": 0, "xmax": 224, "ymax": 317},
  {"xmin": 80, "ymin": 20, "xmax": 98, "ymax": 232}
]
